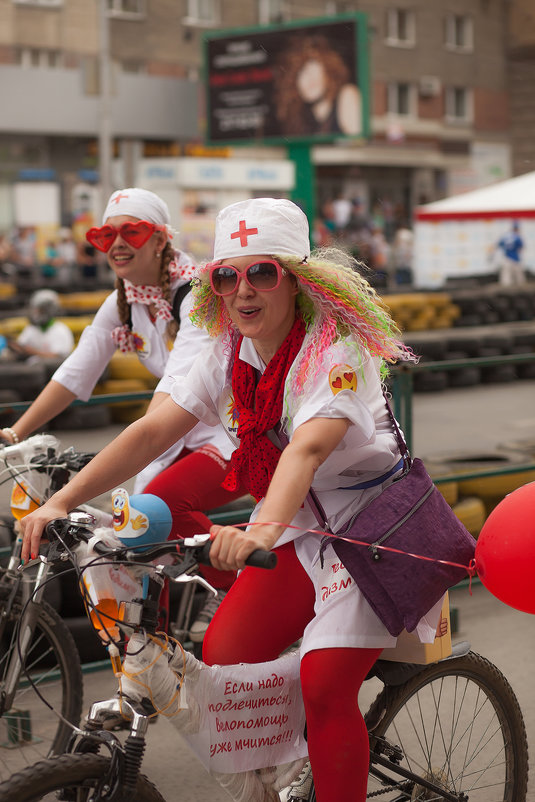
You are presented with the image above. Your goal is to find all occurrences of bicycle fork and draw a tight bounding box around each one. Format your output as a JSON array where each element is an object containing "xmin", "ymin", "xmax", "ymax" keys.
[{"xmin": 0, "ymin": 557, "xmax": 51, "ymax": 716}]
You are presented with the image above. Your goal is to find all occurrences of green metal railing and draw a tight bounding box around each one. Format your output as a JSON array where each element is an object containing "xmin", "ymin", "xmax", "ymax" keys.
[
  {"xmin": 390, "ymin": 352, "xmax": 535, "ymax": 481},
  {"xmin": 1, "ymin": 352, "xmax": 534, "ymax": 671}
]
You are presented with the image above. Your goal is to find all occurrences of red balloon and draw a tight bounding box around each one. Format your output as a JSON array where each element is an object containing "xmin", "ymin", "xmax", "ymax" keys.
[{"xmin": 475, "ymin": 482, "xmax": 535, "ymax": 614}]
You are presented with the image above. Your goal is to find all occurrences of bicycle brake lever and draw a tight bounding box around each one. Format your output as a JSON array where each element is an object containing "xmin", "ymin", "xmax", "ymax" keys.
[
  {"xmin": 17, "ymin": 554, "xmax": 49, "ymax": 571},
  {"xmin": 164, "ymin": 571, "xmax": 217, "ymax": 596}
]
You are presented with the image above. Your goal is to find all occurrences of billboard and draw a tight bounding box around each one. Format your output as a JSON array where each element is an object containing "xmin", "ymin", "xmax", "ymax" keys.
[{"xmin": 203, "ymin": 14, "xmax": 369, "ymax": 145}]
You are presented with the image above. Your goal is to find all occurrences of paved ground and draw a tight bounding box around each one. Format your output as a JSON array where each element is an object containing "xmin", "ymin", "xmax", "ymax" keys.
[{"xmin": 2, "ymin": 380, "xmax": 535, "ymax": 800}]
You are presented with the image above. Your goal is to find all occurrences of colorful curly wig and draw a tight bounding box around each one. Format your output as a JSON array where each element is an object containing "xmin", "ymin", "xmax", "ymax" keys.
[{"xmin": 190, "ymin": 247, "xmax": 416, "ymax": 402}]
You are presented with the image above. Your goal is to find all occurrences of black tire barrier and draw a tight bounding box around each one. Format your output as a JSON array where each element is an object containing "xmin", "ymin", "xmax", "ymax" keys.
[
  {"xmin": 481, "ymin": 364, "xmax": 517, "ymax": 384},
  {"xmin": 50, "ymin": 404, "xmax": 112, "ymax": 430},
  {"xmin": 405, "ymin": 338, "xmax": 447, "ymax": 361},
  {"xmin": 413, "ymin": 370, "xmax": 449, "ymax": 393},
  {"xmin": 444, "ymin": 350, "xmax": 469, "ymax": 361},
  {"xmin": 517, "ymin": 362, "xmax": 535, "ymax": 379},
  {"xmin": 445, "ymin": 336, "xmax": 484, "ymax": 357},
  {"xmin": 482, "ymin": 333, "xmax": 514, "ymax": 353},
  {"xmin": 0, "ymin": 388, "xmax": 21, "ymax": 426},
  {"xmin": 448, "ymin": 366, "xmax": 481, "ymax": 388},
  {"xmin": 0, "ymin": 362, "xmax": 47, "ymax": 396},
  {"xmin": 453, "ymin": 314, "xmax": 482, "ymax": 327},
  {"xmin": 512, "ymin": 330, "xmax": 535, "ymax": 349},
  {"xmin": 424, "ymin": 450, "xmax": 535, "ymax": 515}
]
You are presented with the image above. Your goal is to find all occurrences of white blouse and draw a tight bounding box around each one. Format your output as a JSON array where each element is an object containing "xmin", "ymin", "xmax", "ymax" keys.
[
  {"xmin": 171, "ymin": 333, "xmax": 401, "ymax": 542},
  {"xmin": 52, "ymin": 266, "xmax": 234, "ymax": 466}
]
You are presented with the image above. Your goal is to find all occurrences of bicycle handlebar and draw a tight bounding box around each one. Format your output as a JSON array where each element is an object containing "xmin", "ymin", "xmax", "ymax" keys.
[
  {"xmin": 182, "ymin": 534, "xmax": 277, "ymax": 571},
  {"xmin": 0, "ymin": 434, "xmax": 96, "ymax": 473},
  {"xmin": 43, "ymin": 519, "xmax": 277, "ymax": 572}
]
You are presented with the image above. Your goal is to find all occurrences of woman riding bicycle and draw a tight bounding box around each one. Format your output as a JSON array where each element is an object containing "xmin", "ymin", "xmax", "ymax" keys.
[
  {"xmin": 21, "ymin": 197, "xmax": 443, "ymax": 802},
  {"xmin": 5, "ymin": 188, "xmax": 242, "ymax": 628}
]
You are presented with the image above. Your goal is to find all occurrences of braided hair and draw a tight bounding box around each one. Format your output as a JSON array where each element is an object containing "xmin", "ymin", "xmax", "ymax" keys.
[{"xmin": 115, "ymin": 241, "xmax": 179, "ymax": 341}]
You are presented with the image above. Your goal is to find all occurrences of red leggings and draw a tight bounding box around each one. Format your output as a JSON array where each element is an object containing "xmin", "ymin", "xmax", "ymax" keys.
[
  {"xmin": 143, "ymin": 447, "xmax": 245, "ymax": 625},
  {"xmin": 203, "ymin": 542, "xmax": 382, "ymax": 802}
]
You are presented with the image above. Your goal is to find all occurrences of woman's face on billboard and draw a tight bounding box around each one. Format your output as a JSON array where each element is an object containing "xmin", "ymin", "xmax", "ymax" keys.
[{"xmin": 296, "ymin": 59, "xmax": 326, "ymax": 103}]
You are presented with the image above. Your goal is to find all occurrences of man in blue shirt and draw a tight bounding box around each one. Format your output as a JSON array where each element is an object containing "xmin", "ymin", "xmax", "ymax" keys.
[{"xmin": 495, "ymin": 221, "xmax": 525, "ymax": 286}]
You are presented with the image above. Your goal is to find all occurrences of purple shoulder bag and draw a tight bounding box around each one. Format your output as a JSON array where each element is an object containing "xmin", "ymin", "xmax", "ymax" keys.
[{"xmin": 278, "ymin": 395, "xmax": 476, "ymax": 637}]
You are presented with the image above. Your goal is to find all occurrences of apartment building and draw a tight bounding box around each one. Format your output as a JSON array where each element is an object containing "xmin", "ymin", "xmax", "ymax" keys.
[
  {"xmin": 0, "ymin": 0, "xmax": 512, "ymax": 234},
  {"xmin": 508, "ymin": 0, "xmax": 535, "ymax": 176}
]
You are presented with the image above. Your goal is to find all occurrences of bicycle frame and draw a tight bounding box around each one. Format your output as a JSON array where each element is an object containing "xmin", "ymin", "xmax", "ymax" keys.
[
  {"xmin": 24, "ymin": 521, "xmax": 474, "ymax": 802},
  {"xmin": 369, "ymin": 744, "xmax": 468, "ymax": 802}
]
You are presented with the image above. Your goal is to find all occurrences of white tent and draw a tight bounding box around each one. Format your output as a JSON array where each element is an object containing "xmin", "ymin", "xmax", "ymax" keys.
[{"xmin": 412, "ymin": 171, "xmax": 535, "ymax": 288}]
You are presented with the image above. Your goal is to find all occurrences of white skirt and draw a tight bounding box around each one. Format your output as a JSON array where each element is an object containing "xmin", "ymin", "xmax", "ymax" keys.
[{"xmin": 293, "ymin": 533, "xmax": 443, "ymax": 658}]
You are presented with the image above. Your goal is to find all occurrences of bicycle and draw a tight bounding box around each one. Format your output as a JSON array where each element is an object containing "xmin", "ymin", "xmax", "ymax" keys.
[
  {"xmin": 0, "ymin": 433, "xmax": 253, "ymax": 777},
  {"xmin": 0, "ymin": 434, "xmax": 106, "ymax": 780},
  {"xmin": 0, "ymin": 512, "xmax": 527, "ymax": 802}
]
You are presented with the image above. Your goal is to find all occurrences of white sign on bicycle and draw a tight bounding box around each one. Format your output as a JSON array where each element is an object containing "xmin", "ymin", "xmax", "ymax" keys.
[{"xmin": 179, "ymin": 650, "xmax": 308, "ymax": 774}]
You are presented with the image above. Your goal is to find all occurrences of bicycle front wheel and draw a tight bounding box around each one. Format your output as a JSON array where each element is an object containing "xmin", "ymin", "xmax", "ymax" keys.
[
  {"xmin": 0, "ymin": 599, "xmax": 83, "ymax": 782},
  {"xmin": 366, "ymin": 651, "xmax": 529, "ymax": 801},
  {"xmin": 0, "ymin": 753, "xmax": 166, "ymax": 801}
]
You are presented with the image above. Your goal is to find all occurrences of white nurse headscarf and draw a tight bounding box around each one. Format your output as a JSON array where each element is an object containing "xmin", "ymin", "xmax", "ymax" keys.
[
  {"xmin": 102, "ymin": 188, "xmax": 171, "ymax": 227},
  {"xmin": 213, "ymin": 198, "xmax": 310, "ymax": 262}
]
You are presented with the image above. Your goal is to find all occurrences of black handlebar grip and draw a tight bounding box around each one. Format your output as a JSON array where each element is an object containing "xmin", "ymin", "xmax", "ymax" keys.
[
  {"xmin": 198, "ymin": 540, "xmax": 277, "ymax": 569},
  {"xmin": 245, "ymin": 549, "xmax": 277, "ymax": 569}
]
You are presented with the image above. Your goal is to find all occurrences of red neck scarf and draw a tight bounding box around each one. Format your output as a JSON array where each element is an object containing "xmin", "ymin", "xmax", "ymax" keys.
[{"xmin": 223, "ymin": 315, "xmax": 306, "ymax": 501}]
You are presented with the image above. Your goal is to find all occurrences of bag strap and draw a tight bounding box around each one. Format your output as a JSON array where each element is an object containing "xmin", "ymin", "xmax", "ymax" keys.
[
  {"xmin": 382, "ymin": 390, "xmax": 412, "ymax": 469},
  {"xmin": 126, "ymin": 282, "xmax": 191, "ymax": 331},
  {"xmin": 274, "ymin": 391, "xmax": 410, "ymax": 532},
  {"xmin": 171, "ymin": 282, "xmax": 192, "ymax": 323}
]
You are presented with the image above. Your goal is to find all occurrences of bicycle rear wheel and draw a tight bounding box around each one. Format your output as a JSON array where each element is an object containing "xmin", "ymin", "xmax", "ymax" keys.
[
  {"xmin": 0, "ymin": 753, "xmax": 166, "ymax": 801},
  {"xmin": 0, "ymin": 599, "xmax": 83, "ymax": 782},
  {"xmin": 365, "ymin": 651, "xmax": 528, "ymax": 801}
]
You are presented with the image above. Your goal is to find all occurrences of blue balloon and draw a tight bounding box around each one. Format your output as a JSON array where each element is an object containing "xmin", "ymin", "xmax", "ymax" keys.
[{"xmin": 113, "ymin": 491, "xmax": 172, "ymax": 549}]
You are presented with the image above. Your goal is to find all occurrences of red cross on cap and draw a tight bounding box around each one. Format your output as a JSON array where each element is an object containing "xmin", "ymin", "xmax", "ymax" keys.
[
  {"xmin": 112, "ymin": 193, "xmax": 129, "ymax": 204},
  {"xmin": 230, "ymin": 219, "xmax": 258, "ymax": 247}
]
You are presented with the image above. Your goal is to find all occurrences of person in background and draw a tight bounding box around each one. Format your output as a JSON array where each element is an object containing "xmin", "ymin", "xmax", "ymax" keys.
[
  {"xmin": 13, "ymin": 289, "xmax": 74, "ymax": 361},
  {"xmin": 20, "ymin": 198, "xmax": 434, "ymax": 802},
  {"xmin": 1, "ymin": 188, "xmax": 243, "ymax": 637},
  {"xmin": 493, "ymin": 220, "xmax": 525, "ymax": 287},
  {"xmin": 41, "ymin": 239, "xmax": 60, "ymax": 279},
  {"xmin": 56, "ymin": 227, "xmax": 78, "ymax": 287},
  {"xmin": 78, "ymin": 240, "xmax": 99, "ymax": 280},
  {"xmin": 392, "ymin": 225, "xmax": 414, "ymax": 286},
  {"xmin": 10, "ymin": 227, "xmax": 36, "ymax": 272}
]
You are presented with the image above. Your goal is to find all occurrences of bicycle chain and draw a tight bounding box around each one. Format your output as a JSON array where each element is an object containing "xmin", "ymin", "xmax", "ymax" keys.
[{"xmin": 367, "ymin": 780, "xmax": 412, "ymax": 798}]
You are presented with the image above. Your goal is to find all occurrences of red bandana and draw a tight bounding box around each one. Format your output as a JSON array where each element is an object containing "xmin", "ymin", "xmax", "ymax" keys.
[{"xmin": 222, "ymin": 315, "xmax": 306, "ymax": 501}]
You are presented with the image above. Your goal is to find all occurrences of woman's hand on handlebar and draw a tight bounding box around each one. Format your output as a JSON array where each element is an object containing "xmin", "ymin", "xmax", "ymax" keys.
[
  {"xmin": 20, "ymin": 500, "xmax": 70, "ymax": 564},
  {"xmin": 208, "ymin": 523, "xmax": 279, "ymax": 571}
]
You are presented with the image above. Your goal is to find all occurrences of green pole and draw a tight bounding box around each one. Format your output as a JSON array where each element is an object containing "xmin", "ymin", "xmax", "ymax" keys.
[{"xmin": 287, "ymin": 143, "xmax": 316, "ymax": 245}]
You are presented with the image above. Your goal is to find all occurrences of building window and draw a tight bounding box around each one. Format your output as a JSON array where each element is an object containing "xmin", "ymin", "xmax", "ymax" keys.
[
  {"xmin": 387, "ymin": 82, "xmax": 414, "ymax": 116},
  {"xmin": 445, "ymin": 14, "xmax": 473, "ymax": 52},
  {"xmin": 107, "ymin": 0, "xmax": 145, "ymax": 17},
  {"xmin": 445, "ymin": 86, "xmax": 472, "ymax": 122},
  {"xmin": 385, "ymin": 8, "xmax": 416, "ymax": 47},
  {"xmin": 325, "ymin": 1, "xmax": 352, "ymax": 14},
  {"xmin": 18, "ymin": 47, "xmax": 63, "ymax": 67},
  {"xmin": 258, "ymin": 0, "xmax": 286, "ymax": 25},
  {"xmin": 12, "ymin": 0, "xmax": 63, "ymax": 6},
  {"xmin": 184, "ymin": 0, "xmax": 219, "ymax": 25}
]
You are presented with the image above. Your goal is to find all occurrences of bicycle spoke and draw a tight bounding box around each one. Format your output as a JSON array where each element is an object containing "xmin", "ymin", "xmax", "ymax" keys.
[{"xmin": 367, "ymin": 653, "xmax": 527, "ymax": 801}]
